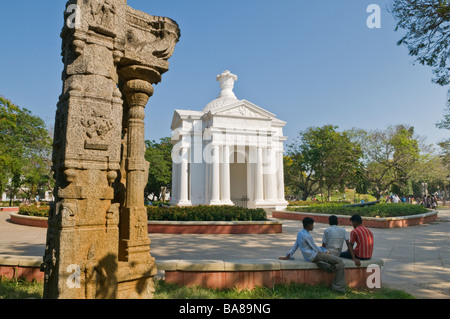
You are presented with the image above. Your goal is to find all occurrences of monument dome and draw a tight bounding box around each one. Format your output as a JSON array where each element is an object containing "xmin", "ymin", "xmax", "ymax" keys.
[{"xmin": 202, "ymin": 70, "xmax": 240, "ymax": 113}]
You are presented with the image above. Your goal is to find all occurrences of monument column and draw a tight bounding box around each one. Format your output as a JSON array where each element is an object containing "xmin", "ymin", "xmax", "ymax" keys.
[
  {"xmin": 264, "ymin": 147, "xmax": 277, "ymax": 202},
  {"xmin": 247, "ymin": 146, "xmax": 256, "ymax": 202},
  {"xmin": 221, "ymin": 145, "xmax": 232, "ymax": 205},
  {"xmin": 178, "ymin": 146, "xmax": 190, "ymax": 204},
  {"xmin": 255, "ymin": 146, "xmax": 264, "ymax": 203},
  {"xmin": 277, "ymin": 150, "xmax": 286, "ymax": 202},
  {"xmin": 171, "ymin": 158, "xmax": 179, "ymax": 203},
  {"xmin": 210, "ymin": 144, "xmax": 221, "ymax": 205}
]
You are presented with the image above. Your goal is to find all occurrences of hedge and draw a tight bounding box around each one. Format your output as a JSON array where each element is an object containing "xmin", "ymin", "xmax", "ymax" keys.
[
  {"xmin": 1, "ymin": 201, "xmax": 21, "ymax": 207},
  {"xmin": 17, "ymin": 204, "xmax": 268, "ymax": 222},
  {"xmin": 18, "ymin": 205, "xmax": 50, "ymax": 217},
  {"xmin": 288, "ymin": 201, "xmax": 352, "ymax": 207},
  {"xmin": 147, "ymin": 205, "xmax": 267, "ymax": 222},
  {"xmin": 287, "ymin": 203, "xmax": 429, "ymax": 218}
]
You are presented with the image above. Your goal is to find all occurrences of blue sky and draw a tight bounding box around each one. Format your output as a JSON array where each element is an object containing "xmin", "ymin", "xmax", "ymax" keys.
[{"xmin": 0, "ymin": 0, "xmax": 448, "ymax": 150}]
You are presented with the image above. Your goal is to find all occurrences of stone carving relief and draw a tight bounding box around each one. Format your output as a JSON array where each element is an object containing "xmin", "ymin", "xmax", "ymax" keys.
[
  {"xmin": 135, "ymin": 213, "xmax": 147, "ymax": 239},
  {"xmin": 89, "ymin": 0, "xmax": 117, "ymax": 35},
  {"xmin": 81, "ymin": 110, "xmax": 114, "ymax": 151},
  {"xmin": 106, "ymin": 203, "xmax": 120, "ymax": 230},
  {"xmin": 60, "ymin": 202, "xmax": 77, "ymax": 227},
  {"xmin": 220, "ymin": 105, "xmax": 264, "ymax": 118}
]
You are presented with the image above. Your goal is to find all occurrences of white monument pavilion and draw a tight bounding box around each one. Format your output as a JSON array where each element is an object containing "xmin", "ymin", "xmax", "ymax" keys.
[{"xmin": 170, "ymin": 70, "xmax": 288, "ymax": 210}]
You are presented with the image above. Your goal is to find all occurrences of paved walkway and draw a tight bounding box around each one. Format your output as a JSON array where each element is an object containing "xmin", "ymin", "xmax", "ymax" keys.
[{"xmin": 1, "ymin": 209, "xmax": 449, "ymax": 298}]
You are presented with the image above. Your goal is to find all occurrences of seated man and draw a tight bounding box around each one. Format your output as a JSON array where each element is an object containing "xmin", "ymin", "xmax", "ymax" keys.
[
  {"xmin": 279, "ymin": 217, "xmax": 346, "ymax": 292},
  {"xmin": 322, "ymin": 215, "xmax": 348, "ymax": 257},
  {"xmin": 340, "ymin": 214, "xmax": 374, "ymax": 264}
]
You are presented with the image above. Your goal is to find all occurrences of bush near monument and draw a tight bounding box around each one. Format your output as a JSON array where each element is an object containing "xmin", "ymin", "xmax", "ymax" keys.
[
  {"xmin": 288, "ymin": 201, "xmax": 352, "ymax": 207},
  {"xmin": 147, "ymin": 205, "xmax": 267, "ymax": 222},
  {"xmin": 1, "ymin": 201, "xmax": 21, "ymax": 207},
  {"xmin": 18, "ymin": 205, "xmax": 50, "ymax": 218},
  {"xmin": 287, "ymin": 203, "xmax": 429, "ymax": 218},
  {"xmin": 17, "ymin": 204, "xmax": 268, "ymax": 222}
]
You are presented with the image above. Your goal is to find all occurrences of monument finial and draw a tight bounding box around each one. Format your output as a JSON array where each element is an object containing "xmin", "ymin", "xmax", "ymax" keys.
[{"xmin": 217, "ymin": 70, "xmax": 238, "ymax": 99}]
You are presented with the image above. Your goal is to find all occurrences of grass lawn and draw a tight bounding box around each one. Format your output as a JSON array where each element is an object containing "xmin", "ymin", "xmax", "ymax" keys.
[
  {"xmin": 0, "ymin": 278, "xmax": 43, "ymax": 299},
  {"xmin": 154, "ymin": 280, "xmax": 414, "ymax": 299},
  {"xmin": 0, "ymin": 277, "xmax": 414, "ymax": 299}
]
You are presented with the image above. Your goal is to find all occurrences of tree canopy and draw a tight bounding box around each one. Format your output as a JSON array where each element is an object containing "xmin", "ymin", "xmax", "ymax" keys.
[
  {"xmin": 0, "ymin": 96, "xmax": 52, "ymax": 202},
  {"xmin": 285, "ymin": 125, "xmax": 362, "ymax": 201},
  {"xmin": 392, "ymin": 0, "xmax": 450, "ymax": 87},
  {"xmin": 144, "ymin": 137, "xmax": 173, "ymax": 201}
]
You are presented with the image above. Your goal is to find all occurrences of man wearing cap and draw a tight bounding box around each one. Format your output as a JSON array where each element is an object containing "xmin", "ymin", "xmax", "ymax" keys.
[{"xmin": 340, "ymin": 214, "xmax": 374, "ymax": 265}]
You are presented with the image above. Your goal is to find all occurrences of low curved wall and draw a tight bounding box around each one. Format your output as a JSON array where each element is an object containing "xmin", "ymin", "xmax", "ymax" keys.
[
  {"xmin": 148, "ymin": 220, "xmax": 282, "ymax": 234},
  {"xmin": 0, "ymin": 207, "xmax": 19, "ymax": 212},
  {"xmin": 272, "ymin": 210, "xmax": 438, "ymax": 228},
  {"xmin": 0, "ymin": 255, "xmax": 384, "ymax": 291},
  {"xmin": 9, "ymin": 213, "xmax": 48, "ymax": 228},
  {"xmin": 8, "ymin": 213, "xmax": 282, "ymax": 234}
]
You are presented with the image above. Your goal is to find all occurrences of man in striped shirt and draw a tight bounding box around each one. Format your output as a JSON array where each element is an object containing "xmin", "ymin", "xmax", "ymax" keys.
[{"xmin": 340, "ymin": 214, "xmax": 374, "ymax": 265}]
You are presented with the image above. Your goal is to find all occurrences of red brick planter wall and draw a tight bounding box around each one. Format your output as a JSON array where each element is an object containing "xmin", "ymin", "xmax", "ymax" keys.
[
  {"xmin": 0, "ymin": 266, "xmax": 44, "ymax": 282},
  {"xmin": 8, "ymin": 213, "xmax": 282, "ymax": 234},
  {"xmin": 272, "ymin": 210, "xmax": 438, "ymax": 228},
  {"xmin": 9, "ymin": 213, "xmax": 48, "ymax": 228},
  {"xmin": 0, "ymin": 207, "xmax": 19, "ymax": 212},
  {"xmin": 165, "ymin": 267, "xmax": 377, "ymax": 290},
  {"xmin": 148, "ymin": 221, "xmax": 282, "ymax": 234},
  {"xmin": 0, "ymin": 256, "xmax": 383, "ymax": 291}
]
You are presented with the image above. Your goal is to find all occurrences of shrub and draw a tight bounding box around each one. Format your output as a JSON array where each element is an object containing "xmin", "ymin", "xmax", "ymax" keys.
[
  {"xmin": 18, "ymin": 205, "xmax": 50, "ymax": 217},
  {"xmin": 288, "ymin": 201, "xmax": 351, "ymax": 207},
  {"xmin": 287, "ymin": 203, "xmax": 429, "ymax": 218},
  {"xmin": 147, "ymin": 205, "xmax": 267, "ymax": 222},
  {"xmin": 1, "ymin": 201, "xmax": 21, "ymax": 207}
]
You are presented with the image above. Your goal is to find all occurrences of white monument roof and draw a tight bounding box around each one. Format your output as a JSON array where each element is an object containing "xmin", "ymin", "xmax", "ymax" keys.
[{"xmin": 202, "ymin": 70, "xmax": 241, "ymax": 113}]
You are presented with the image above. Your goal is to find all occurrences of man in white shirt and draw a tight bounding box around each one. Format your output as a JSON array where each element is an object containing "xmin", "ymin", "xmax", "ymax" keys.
[
  {"xmin": 279, "ymin": 217, "xmax": 346, "ymax": 292},
  {"xmin": 322, "ymin": 215, "xmax": 348, "ymax": 257}
]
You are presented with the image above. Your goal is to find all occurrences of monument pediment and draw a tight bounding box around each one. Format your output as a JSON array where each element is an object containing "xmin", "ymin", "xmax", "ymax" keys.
[
  {"xmin": 209, "ymin": 100, "xmax": 275, "ymax": 120},
  {"xmin": 171, "ymin": 109, "xmax": 203, "ymax": 130}
]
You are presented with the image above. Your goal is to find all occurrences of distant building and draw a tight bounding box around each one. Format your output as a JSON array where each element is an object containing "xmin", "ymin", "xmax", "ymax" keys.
[{"xmin": 170, "ymin": 70, "xmax": 288, "ymax": 210}]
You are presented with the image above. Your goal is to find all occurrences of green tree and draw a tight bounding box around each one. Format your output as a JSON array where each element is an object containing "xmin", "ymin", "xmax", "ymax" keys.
[
  {"xmin": 0, "ymin": 96, "xmax": 52, "ymax": 204},
  {"xmin": 286, "ymin": 125, "xmax": 362, "ymax": 201},
  {"xmin": 356, "ymin": 125, "xmax": 421, "ymax": 199},
  {"xmin": 392, "ymin": 0, "xmax": 450, "ymax": 157},
  {"xmin": 392, "ymin": 0, "xmax": 450, "ymax": 87},
  {"xmin": 410, "ymin": 154, "xmax": 449, "ymax": 197},
  {"xmin": 144, "ymin": 137, "xmax": 173, "ymax": 202},
  {"xmin": 436, "ymin": 102, "xmax": 450, "ymax": 166}
]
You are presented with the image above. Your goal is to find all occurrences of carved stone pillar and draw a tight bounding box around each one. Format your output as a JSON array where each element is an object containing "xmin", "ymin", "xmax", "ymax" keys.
[
  {"xmin": 42, "ymin": 0, "xmax": 180, "ymax": 300},
  {"xmin": 117, "ymin": 77, "xmax": 155, "ymax": 298}
]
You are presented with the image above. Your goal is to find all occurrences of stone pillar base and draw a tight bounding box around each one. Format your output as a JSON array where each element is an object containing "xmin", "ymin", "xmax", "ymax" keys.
[
  {"xmin": 171, "ymin": 200, "xmax": 193, "ymax": 207},
  {"xmin": 117, "ymin": 276, "xmax": 155, "ymax": 299},
  {"xmin": 220, "ymin": 200, "xmax": 235, "ymax": 206}
]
